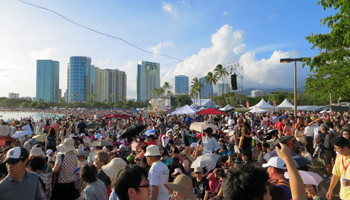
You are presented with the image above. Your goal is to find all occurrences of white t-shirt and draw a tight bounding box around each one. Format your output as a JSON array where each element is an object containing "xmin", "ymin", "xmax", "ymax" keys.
[
  {"xmin": 149, "ymin": 161, "xmax": 169, "ymax": 200},
  {"xmin": 304, "ymin": 126, "xmax": 314, "ymax": 137}
]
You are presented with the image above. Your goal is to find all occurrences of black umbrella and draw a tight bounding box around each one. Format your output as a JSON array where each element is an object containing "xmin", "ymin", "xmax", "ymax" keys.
[{"xmin": 120, "ymin": 124, "xmax": 146, "ymax": 139}]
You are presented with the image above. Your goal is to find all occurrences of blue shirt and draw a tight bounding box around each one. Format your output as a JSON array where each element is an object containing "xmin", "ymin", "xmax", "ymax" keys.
[
  {"xmin": 185, "ymin": 117, "xmax": 192, "ymax": 125},
  {"xmin": 195, "ymin": 116, "xmax": 201, "ymax": 122},
  {"xmin": 276, "ymin": 179, "xmax": 292, "ymax": 200}
]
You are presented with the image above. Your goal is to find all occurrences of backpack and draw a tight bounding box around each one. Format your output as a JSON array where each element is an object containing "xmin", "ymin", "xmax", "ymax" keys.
[{"xmin": 323, "ymin": 132, "xmax": 335, "ymax": 150}]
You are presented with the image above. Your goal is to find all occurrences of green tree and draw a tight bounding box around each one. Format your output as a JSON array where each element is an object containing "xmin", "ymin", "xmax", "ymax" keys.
[
  {"xmin": 304, "ymin": 0, "xmax": 350, "ymax": 104},
  {"xmin": 205, "ymin": 72, "xmax": 218, "ymax": 107},
  {"xmin": 214, "ymin": 64, "xmax": 229, "ymax": 105},
  {"xmin": 176, "ymin": 94, "xmax": 193, "ymax": 107},
  {"xmin": 91, "ymin": 94, "xmax": 97, "ymax": 102},
  {"xmin": 191, "ymin": 77, "xmax": 204, "ymax": 107},
  {"xmin": 152, "ymin": 87, "xmax": 165, "ymax": 98}
]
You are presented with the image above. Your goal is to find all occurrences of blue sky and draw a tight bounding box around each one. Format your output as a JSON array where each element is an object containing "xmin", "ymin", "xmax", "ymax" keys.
[{"xmin": 0, "ymin": 0, "xmax": 336, "ymax": 99}]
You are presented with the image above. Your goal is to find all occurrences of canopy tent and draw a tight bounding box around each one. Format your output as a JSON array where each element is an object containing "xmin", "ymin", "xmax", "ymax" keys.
[
  {"xmin": 251, "ymin": 99, "xmax": 274, "ymax": 111},
  {"xmin": 249, "ymin": 106, "xmax": 270, "ymax": 114},
  {"xmin": 197, "ymin": 108, "xmax": 225, "ymax": 115},
  {"xmin": 191, "ymin": 99, "xmax": 217, "ymax": 108},
  {"xmin": 171, "ymin": 105, "xmax": 198, "ymax": 115},
  {"xmin": 220, "ymin": 105, "xmax": 234, "ymax": 111},
  {"xmin": 277, "ymin": 99, "xmax": 294, "ymax": 110}
]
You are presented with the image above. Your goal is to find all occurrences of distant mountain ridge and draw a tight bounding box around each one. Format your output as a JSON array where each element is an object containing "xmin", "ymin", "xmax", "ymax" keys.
[{"xmin": 240, "ymin": 87, "xmax": 305, "ymax": 96}]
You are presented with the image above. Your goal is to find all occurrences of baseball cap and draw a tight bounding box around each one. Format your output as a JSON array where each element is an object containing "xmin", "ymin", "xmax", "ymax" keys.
[
  {"xmin": 262, "ymin": 157, "xmax": 287, "ymax": 169},
  {"xmin": 46, "ymin": 149, "xmax": 53, "ymax": 157},
  {"xmin": 194, "ymin": 166, "xmax": 203, "ymax": 173},
  {"xmin": 3, "ymin": 147, "xmax": 29, "ymax": 164}
]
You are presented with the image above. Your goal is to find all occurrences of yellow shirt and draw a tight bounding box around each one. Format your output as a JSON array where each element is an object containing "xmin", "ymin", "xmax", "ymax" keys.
[{"xmin": 333, "ymin": 155, "xmax": 350, "ymax": 200}]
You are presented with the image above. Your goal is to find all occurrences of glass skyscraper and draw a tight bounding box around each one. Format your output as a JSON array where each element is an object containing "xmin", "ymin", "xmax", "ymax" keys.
[
  {"xmin": 199, "ymin": 76, "xmax": 212, "ymax": 99},
  {"xmin": 175, "ymin": 75, "xmax": 189, "ymax": 94},
  {"xmin": 218, "ymin": 83, "xmax": 230, "ymax": 96},
  {"xmin": 36, "ymin": 60, "xmax": 60, "ymax": 102},
  {"xmin": 136, "ymin": 61, "xmax": 160, "ymax": 101},
  {"xmin": 67, "ymin": 56, "xmax": 91, "ymax": 102}
]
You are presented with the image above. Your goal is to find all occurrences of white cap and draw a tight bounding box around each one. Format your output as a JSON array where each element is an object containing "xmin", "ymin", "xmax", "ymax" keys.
[
  {"xmin": 46, "ymin": 149, "xmax": 53, "ymax": 157},
  {"xmin": 262, "ymin": 157, "xmax": 287, "ymax": 169},
  {"xmin": 144, "ymin": 145, "xmax": 161, "ymax": 156}
]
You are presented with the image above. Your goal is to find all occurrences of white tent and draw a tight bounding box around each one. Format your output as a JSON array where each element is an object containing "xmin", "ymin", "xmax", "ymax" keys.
[
  {"xmin": 249, "ymin": 107, "xmax": 270, "ymax": 114},
  {"xmin": 220, "ymin": 105, "xmax": 234, "ymax": 111},
  {"xmin": 251, "ymin": 99, "xmax": 274, "ymax": 111},
  {"xmin": 171, "ymin": 105, "xmax": 198, "ymax": 115},
  {"xmin": 191, "ymin": 99, "xmax": 217, "ymax": 108},
  {"xmin": 277, "ymin": 99, "xmax": 294, "ymax": 110}
]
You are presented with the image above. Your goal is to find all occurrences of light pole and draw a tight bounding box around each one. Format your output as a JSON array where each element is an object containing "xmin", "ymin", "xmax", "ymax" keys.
[{"xmin": 280, "ymin": 58, "xmax": 305, "ymax": 116}]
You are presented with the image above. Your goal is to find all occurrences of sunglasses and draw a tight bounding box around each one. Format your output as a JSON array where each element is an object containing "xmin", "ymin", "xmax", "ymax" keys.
[{"xmin": 139, "ymin": 180, "xmax": 150, "ymax": 188}]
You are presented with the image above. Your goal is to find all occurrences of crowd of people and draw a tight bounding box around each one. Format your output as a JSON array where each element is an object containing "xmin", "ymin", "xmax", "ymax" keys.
[{"xmin": 0, "ymin": 109, "xmax": 349, "ymax": 200}]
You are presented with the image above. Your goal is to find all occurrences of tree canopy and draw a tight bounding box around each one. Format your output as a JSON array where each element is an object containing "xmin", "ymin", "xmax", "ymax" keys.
[{"xmin": 304, "ymin": 0, "xmax": 350, "ymax": 104}]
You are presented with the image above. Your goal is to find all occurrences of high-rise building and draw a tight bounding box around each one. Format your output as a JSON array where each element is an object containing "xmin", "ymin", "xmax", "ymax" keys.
[
  {"xmin": 136, "ymin": 61, "xmax": 160, "ymax": 101},
  {"xmin": 36, "ymin": 60, "xmax": 60, "ymax": 102},
  {"xmin": 100, "ymin": 69, "xmax": 127, "ymax": 103},
  {"xmin": 8, "ymin": 93, "xmax": 19, "ymax": 99},
  {"xmin": 218, "ymin": 83, "xmax": 230, "ymax": 96},
  {"xmin": 67, "ymin": 56, "xmax": 91, "ymax": 102},
  {"xmin": 91, "ymin": 65, "xmax": 101, "ymax": 102},
  {"xmin": 175, "ymin": 75, "xmax": 189, "ymax": 94},
  {"xmin": 199, "ymin": 77, "xmax": 212, "ymax": 99}
]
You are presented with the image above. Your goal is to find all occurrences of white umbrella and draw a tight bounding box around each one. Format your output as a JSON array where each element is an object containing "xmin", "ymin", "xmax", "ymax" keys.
[
  {"xmin": 189, "ymin": 122, "xmax": 217, "ymax": 133},
  {"xmin": 191, "ymin": 153, "xmax": 221, "ymax": 168},
  {"xmin": 285, "ymin": 170, "xmax": 323, "ymax": 186},
  {"xmin": 11, "ymin": 131, "xmax": 32, "ymax": 138}
]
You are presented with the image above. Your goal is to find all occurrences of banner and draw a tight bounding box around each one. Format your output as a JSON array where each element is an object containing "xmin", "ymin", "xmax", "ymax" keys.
[
  {"xmin": 273, "ymin": 101, "xmax": 276, "ymax": 107},
  {"xmin": 246, "ymin": 101, "xmax": 249, "ymax": 108}
]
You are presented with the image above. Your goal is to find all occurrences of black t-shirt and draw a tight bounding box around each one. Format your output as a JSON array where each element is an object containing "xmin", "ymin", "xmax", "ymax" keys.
[
  {"xmin": 77, "ymin": 122, "xmax": 87, "ymax": 133},
  {"xmin": 192, "ymin": 177, "xmax": 210, "ymax": 198}
]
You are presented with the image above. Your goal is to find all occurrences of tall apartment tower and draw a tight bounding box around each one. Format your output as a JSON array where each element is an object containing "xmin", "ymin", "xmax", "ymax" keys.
[
  {"xmin": 36, "ymin": 60, "xmax": 60, "ymax": 102},
  {"xmin": 136, "ymin": 61, "xmax": 160, "ymax": 101},
  {"xmin": 175, "ymin": 75, "xmax": 189, "ymax": 94},
  {"xmin": 67, "ymin": 56, "xmax": 91, "ymax": 102}
]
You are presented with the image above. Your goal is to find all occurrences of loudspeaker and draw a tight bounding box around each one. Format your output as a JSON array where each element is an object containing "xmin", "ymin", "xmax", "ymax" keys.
[{"xmin": 230, "ymin": 74, "xmax": 238, "ymax": 90}]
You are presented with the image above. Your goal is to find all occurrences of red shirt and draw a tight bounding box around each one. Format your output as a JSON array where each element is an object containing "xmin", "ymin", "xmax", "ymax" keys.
[
  {"xmin": 145, "ymin": 141, "xmax": 157, "ymax": 146},
  {"xmin": 276, "ymin": 121, "xmax": 283, "ymax": 131}
]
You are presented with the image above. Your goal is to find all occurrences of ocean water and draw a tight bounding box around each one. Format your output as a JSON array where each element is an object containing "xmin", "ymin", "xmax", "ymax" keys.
[{"xmin": 0, "ymin": 112, "xmax": 60, "ymax": 122}]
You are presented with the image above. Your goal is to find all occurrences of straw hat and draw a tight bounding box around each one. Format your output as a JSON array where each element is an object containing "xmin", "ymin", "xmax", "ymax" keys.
[
  {"xmin": 101, "ymin": 158, "xmax": 127, "ymax": 179},
  {"xmin": 144, "ymin": 145, "xmax": 161, "ymax": 157},
  {"xmin": 30, "ymin": 147, "xmax": 46, "ymax": 157},
  {"xmin": 164, "ymin": 174, "xmax": 196, "ymax": 200},
  {"xmin": 62, "ymin": 138, "xmax": 76, "ymax": 152}
]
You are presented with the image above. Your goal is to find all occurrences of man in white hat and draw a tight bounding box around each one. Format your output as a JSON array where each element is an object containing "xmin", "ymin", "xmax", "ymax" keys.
[
  {"xmin": 145, "ymin": 145, "xmax": 169, "ymax": 200},
  {"xmin": 262, "ymin": 156, "xmax": 291, "ymax": 200}
]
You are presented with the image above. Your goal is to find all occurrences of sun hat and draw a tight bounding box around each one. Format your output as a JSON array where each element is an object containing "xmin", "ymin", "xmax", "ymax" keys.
[
  {"xmin": 30, "ymin": 147, "xmax": 46, "ymax": 157},
  {"xmin": 194, "ymin": 166, "xmax": 203, "ymax": 173},
  {"xmin": 101, "ymin": 158, "xmax": 127, "ymax": 179},
  {"xmin": 262, "ymin": 156, "xmax": 287, "ymax": 169},
  {"xmin": 73, "ymin": 167, "xmax": 81, "ymax": 181},
  {"xmin": 171, "ymin": 168, "xmax": 183, "ymax": 176},
  {"xmin": 46, "ymin": 149, "xmax": 53, "ymax": 157},
  {"xmin": 61, "ymin": 138, "xmax": 76, "ymax": 153},
  {"xmin": 119, "ymin": 144, "xmax": 126, "ymax": 150},
  {"xmin": 164, "ymin": 174, "xmax": 196, "ymax": 200},
  {"xmin": 28, "ymin": 138, "xmax": 36, "ymax": 144},
  {"xmin": 3, "ymin": 147, "xmax": 29, "ymax": 164},
  {"xmin": 56, "ymin": 144, "xmax": 64, "ymax": 152},
  {"xmin": 144, "ymin": 145, "xmax": 161, "ymax": 157}
]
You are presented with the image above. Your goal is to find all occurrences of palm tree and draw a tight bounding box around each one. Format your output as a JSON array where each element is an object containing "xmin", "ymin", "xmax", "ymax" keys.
[
  {"xmin": 214, "ymin": 64, "xmax": 229, "ymax": 105},
  {"xmin": 191, "ymin": 77, "xmax": 204, "ymax": 107},
  {"xmin": 110, "ymin": 93, "xmax": 114, "ymax": 102},
  {"xmin": 205, "ymin": 72, "xmax": 218, "ymax": 107},
  {"xmin": 72, "ymin": 93, "xmax": 77, "ymax": 103},
  {"xmin": 120, "ymin": 95, "xmax": 126, "ymax": 102},
  {"xmin": 152, "ymin": 87, "xmax": 165, "ymax": 98},
  {"xmin": 91, "ymin": 94, "xmax": 97, "ymax": 102},
  {"xmin": 163, "ymin": 82, "xmax": 172, "ymax": 92}
]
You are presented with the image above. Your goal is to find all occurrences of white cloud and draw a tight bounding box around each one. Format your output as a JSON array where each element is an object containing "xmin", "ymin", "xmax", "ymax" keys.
[
  {"xmin": 223, "ymin": 11, "xmax": 228, "ymax": 16},
  {"xmin": 98, "ymin": 58, "xmax": 111, "ymax": 68},
  {"xmin": 150, "ymin": 41, "xmax": 174, "ymax": 54},
  {"xmin": 29, "ymin": 47, "xmax": 57, "ymax": 63},
  {"xmin": 162, "ymin": 1, "xmax": 178, "ymax": 17},
  {"xmin": 159, "ymin": 24, "xmax": 306, "ymax": 95}
]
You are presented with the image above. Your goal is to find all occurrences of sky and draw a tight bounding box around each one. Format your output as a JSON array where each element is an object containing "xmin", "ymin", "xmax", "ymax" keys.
[{"xmin": 0, "ymin": 0, "xmax": 337, "ymax": 99}]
